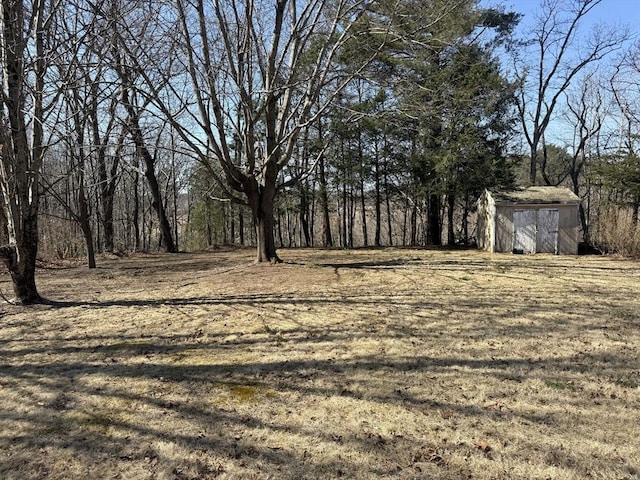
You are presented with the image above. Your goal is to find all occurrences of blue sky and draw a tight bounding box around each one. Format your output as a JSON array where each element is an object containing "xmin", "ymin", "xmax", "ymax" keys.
[
  {"xmin": 480, "ymin": 1, "xmax": 639, "ymax": 152},
  {"xmin": 504, "ymin": 0, "xmax": 640, "ymax": 33}
]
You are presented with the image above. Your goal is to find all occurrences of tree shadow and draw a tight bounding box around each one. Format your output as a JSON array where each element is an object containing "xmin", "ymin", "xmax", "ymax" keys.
[
  {"xmin": 2, "ymin": 336, "xmax": 636, "ymax": 477},
  {"xmin": 2, "ymin": 328, "xmax": 638, "ymax": 479},
  {"xmin": 1, "ymin": 249, "xmax": 639, "ymax": 478}
]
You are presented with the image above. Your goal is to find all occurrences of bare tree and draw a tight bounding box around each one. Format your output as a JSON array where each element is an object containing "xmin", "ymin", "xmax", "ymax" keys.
[
  {"xmin": 611, "ymin": 45, "xmax": 640, "ymax": 155},
  {"xmin": 606, "ymin": 45, "xmax": 640, "ymax": 224},
  {"xmin": 557, "ymin": 70, "xmax": 608, "ymax": 240},
  {"xmin": 41, "ymin": 4, "xmax": 107, "ymax": 268},
  {"xmin": 86, "ymin": 57, "xmax": 123, "ymax": 254},
  {"xmin": 108, "ymin": 2, "xmax": 178, "ymax": 253},
  {"xmin": 0, "ymin": 0, "xmax": 61, "ymax": 303},
  {"xmin": 57, "ymin": 81, "xmax": 98, "ymax": 268},
  {"xmin": 514, "ymin": 0, "xmax": 628, "ymax": 185},
  {"xmin": 119, "ymin": 82, "xmax": 178, "ymax": 253},
  {"xmin": 109, "ymin": 0, "xmax": 387, "ymax": 262}
]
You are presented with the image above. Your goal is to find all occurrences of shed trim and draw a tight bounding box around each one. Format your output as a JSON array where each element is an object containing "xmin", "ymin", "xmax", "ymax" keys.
[
  {"xmin": 492, "ymin": 202, "xmax": 577, "ymax": 208},
  {"xmin": 490, "ymin": 186, "xmax": 580, "ymax": 205}
]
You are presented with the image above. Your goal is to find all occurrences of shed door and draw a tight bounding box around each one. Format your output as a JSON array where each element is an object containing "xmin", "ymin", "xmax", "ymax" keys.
[
  {"xmin": 513, "ymin": 209, "xmax": 536, "ymax": 253},
  {"xmin": 536, "ymin": 208, "xmax": 559, "ymax": 253}
]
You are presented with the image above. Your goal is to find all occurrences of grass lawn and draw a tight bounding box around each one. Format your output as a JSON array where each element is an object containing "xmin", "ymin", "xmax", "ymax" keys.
[{"xmin": 0, "ymin": 247, "xmax": 639, "ymax": 479}]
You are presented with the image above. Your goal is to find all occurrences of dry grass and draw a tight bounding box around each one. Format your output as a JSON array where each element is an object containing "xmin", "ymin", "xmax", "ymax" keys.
[
  {"xmin": 1, "ymin": 247, "xmax": 639, "ymax": 480},
  {"xmin": 593, "ymin": 208, "xmax": 640, "ymax": 257}
]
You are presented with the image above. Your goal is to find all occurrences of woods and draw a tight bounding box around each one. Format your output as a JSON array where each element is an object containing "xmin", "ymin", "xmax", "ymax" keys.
[{"xmin": 2, "ymin": 0, "xmax": 640, "ymax": 301}]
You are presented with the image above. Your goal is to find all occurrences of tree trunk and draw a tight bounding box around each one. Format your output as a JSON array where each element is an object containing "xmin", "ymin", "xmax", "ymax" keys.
[
  {"xmin": 360, "ymin": 176, "xmax": 368, "ymax": 247},
  {"xmin": 410, "ymin": 200, "xmax": 418, "ymax": 246},
  {"xmin": 101, "ymin": 184, "xmax": 115, "ymax": 252},
  {"xmin": 341, "ymin": 177, "xmax": 347, "ymax": 248},
  {"xmin": 135, "ymin": 139, "xmax": 177, "ymax": 253},
  {"xmin": 401, "ymin": 197, "xmax": 408, "ymax": 246},
  {"xmin": 79, "ymin": 222, "xmax": 96, "ymax": 269},
  {"xmin": 286, "ymin": 208, "xmax": 293, "ymax": 247},
  {"xmin": 299, "ymin": 183, "xmax": 311, "ymax": 247},
  {"xmin": 256, "ymin": 205, "xmax": 279, "ymax": 262},
  {"xmin": 348, "ymin": 182, "xmax": 355, "ymax": 248},
  {"xmin": 70, "ymin": 86, "xmax": 97, "ymax": 268},
  {"xmin": 462, "ymin": 195, "xmax": 470, "ymax": 245},
  {"xmin": 133, "ymin": 170, "xmax": 141, "ymax": 252},
  {"xmin": 117, "ymin": 62, "xmax": 176, "ymax": 252},
  {"xmin": 374, "ymin": 153, "xmax": 381, "ymax": 247},
  {"xmin": 171, "ymin": 153, "xmax": 180, "ymax": 251},
  {"xmin": 530, "ymin": 142, "xmax": 538, "ymax": 185},
  {"xmin": 230, "ymin": 204, "xmax": 236, "ymax": 244},
  {"xmin": 205, "ymin": 202, "xmax": 213, "ymax": 246},
  {"xmin": 428, "ymin": 194, "xmax": 442, "ymax": 245},
  {"xmin": 447, "ymin": 193, "xmax": 455, "ymax": 246},
  {"xmin": 309, "ymin": 177, "xmax": 316, "ymax": 246},
  {"xmin": 93, "ymin": 107, "xmax": 121, "ymax": 254},
  {"xmin": 245, "ymin": 177, "xmax": 280, "ymax": 263},
  {"xmin": 571, "ymin": 172, "xmax": 590, "ymax": 242},
  {"xmin": 276, "ymin": 207, "xmax": 284, "ymax": 247},
  {"xmin": 385, "ymin": 169, "xmax": 393, "ymax": 246},
  {"xmin": 0, "ymin": 0, "xmax": 44, "ymax": 304},
  {"xmin": 318, "ymin": 155, "xmax": 333, "ymax": 247},
  {"xmin": 0, "ymin": 212, "xmax": 41, "ymax": 304},
  {"xmin": 99, "ymin": 175, "xmax": 116, "ymax": 252},
  {"xmin": 77, "ymin": 173, "xmax": 96, "ymax": 268}
]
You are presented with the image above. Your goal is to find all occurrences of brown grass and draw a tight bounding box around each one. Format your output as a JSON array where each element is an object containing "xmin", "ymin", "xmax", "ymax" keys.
[
  {"xmin": 593, "ymin": 207, "xmax": 640, "ymax": 257},
  {"xmin": 1, "ymin": 247, "xmax": 639, "ymax": 480}
]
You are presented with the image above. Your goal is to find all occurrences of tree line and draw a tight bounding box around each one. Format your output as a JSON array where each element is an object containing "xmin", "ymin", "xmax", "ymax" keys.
[{"xmin": 1, "ymin": 0, "xmax": 639, "ymax": 303}]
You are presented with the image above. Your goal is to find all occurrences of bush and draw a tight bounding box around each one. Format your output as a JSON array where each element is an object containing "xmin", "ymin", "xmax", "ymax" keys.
[{"xmin": 592, "ymin": 207, "xmax": 640, "ymax": 257}]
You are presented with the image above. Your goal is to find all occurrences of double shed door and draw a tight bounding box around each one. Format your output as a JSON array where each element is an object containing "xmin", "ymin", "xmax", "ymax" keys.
[{"xmin": 513, "ymin": 208, "xmax": 559, "ymax": 254}]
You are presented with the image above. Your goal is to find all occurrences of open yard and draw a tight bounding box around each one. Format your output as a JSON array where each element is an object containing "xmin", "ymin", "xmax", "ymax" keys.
[{"xmin": 0, "ymin": 247, "xmax": 639, "ymax": 479}]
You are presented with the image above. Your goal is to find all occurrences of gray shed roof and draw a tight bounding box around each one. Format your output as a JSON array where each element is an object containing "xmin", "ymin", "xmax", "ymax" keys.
[{"xmin": 491, "ymin": 186, "xmax": 580, "ymax": 205}]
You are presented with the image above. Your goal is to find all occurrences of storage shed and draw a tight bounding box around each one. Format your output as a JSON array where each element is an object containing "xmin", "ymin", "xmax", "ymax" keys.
[{"xmin": 477, "ymin": 186, "xmax": 581, "ymax": 254}]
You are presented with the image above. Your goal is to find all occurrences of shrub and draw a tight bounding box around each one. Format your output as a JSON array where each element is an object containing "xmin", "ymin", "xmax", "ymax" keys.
[{"xmin": 592, "ymin": 207, "xmax": 640, "ymax": 257}]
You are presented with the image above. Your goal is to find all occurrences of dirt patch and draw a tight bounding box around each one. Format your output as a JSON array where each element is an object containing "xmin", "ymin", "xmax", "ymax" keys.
[{"xmin": 1, "ymin": 247, "xmax": 639, "ymax": 479}]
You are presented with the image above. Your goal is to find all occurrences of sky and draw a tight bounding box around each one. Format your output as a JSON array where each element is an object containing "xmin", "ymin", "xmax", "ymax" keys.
[
  {"xmin": 503, "ymin": 0, "xmax": 640, "ymax": 33},
  {"xmin": 479, "ymin": 0, "xmax": 640, "ymax": 152}
]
